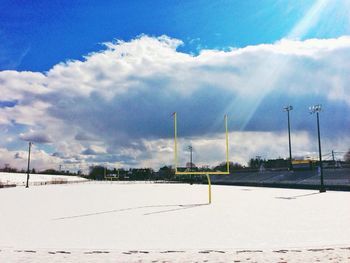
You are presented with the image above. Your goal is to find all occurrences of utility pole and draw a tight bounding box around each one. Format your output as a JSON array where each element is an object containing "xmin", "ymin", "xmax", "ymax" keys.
[
  {"xmin": 331, "ymin": 150, "xmax": 337, "ymax": 169},
  {"xmin": 26, "ymin": 142, "xmax": 32, "ymax": 188},
  {"xmin": 188, "ymin": 145, "xmax": 193, "ymax": 184},
  {"xmin": 283, "ymin": 105, "xmax": 293, "ymax": 170},
  {"xmin": 309, "ymin": 104, "xmax": 326, "ymax": 193}
]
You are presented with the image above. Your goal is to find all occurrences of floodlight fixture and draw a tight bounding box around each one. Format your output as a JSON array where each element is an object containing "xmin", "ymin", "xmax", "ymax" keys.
[
  {"xmin": 309, "ymin": 104, "xmax": 322, "ymax": 114},
  {"xmin": 283, "ymin": 105, "xmax": 293, "ymax": 112}
]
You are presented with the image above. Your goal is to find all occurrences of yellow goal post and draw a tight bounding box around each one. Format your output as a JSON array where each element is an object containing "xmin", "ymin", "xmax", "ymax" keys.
[{"xmin": 172, "ymin": 112, "xmax": 230, "ymax": 204}]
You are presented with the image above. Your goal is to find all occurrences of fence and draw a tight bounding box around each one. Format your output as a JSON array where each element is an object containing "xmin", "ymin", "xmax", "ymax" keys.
[{"xmin": 0, "ymin": 179, "xmax": 173, "ymax": 188}]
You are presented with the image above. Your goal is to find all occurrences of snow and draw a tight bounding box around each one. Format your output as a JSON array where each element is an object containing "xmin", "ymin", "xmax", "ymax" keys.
[
  {"xmin": 0, "ymin": 172, "xmax": 87, "ymax": 186},
  {"xmin": 0, "ymin": 182, "xmax": 350, "ymax": 262}
]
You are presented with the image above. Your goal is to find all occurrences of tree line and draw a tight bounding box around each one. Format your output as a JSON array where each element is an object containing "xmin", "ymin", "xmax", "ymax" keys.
[{"xmin": 2, "ymin": 148, "xmax": 349, "ymax": 179}]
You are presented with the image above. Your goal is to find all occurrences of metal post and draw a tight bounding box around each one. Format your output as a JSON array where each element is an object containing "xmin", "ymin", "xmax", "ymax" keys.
[
  {"xmin": 173, "ymin": 112, "xmax": 178, "ymax": 174},
  {"xmin": 316, "ymin": 112, "xmax": 325, "ymax": 192},
  {"xmin": 188, "ymin": 145, "xmax": 193, "ymax": 184},
  {"xmin": 26, "ymin": 142, "xmax": 32, "ymax": 188},
  {"xmin": 287, "ymin": 110, "xmax": 292, "ymax": 169},
  {"xmin": 310, "ymin": 104, "xmax": 325, "ymax": 193},
  {"xmin": 206, "ymin": 174, "xmax": 212, "ymax": 204},
  {"xmin": 225, "ymin": 114, "xmax": 229, "ymax": 173},
  {"xmin": 189, "ymin": 146, "xmax": 193, "ymax": 171},
  {"xmin": 284, "ymin": 106, "xmax": 293, "ymax": 170}
]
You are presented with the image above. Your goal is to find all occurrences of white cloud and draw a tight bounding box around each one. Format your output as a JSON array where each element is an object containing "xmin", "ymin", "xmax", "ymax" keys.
[
  {"xmin": 0, "ymin": 35, "xmax": 349, "ymax": 170},
  {"xmin": 129, "ymin": 131, "xmax": 350, "ymax": 169},
  {"xmin": 0, "ymin": 147, "xmax": 61, "ymax": 171},
  {"xmin": 19, "ymin": 130, "xmax": 52, "ymax": 143},
  {"xmin": 0, "ymin": 70, "xmax": 47, "ymax": 101}
]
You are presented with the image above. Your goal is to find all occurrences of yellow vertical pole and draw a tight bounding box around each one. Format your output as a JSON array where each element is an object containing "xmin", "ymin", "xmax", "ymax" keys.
[
  {"xmin": 225, "ymin": 114, "xmax": 230, "ymax": 173},
  {"xmin": 206, "ymin": 174, "xmax": 212, "ymax": 204},
  {"xmin": 173, "ymin": 112, "xmax": 178, "ymax": 173}
]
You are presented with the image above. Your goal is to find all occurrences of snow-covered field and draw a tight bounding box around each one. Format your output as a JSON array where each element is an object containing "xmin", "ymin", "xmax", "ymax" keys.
[
  {"xmin": 0, "ymin": 183, "xmax": 349, "ymax": 262},
  {"xmin": 0, "ymin": 172, "xmax": 87, "ymax": 186}
]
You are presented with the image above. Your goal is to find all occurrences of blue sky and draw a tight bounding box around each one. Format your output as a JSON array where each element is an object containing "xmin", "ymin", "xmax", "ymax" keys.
[
  {"xmin": 0, "ymin": 0, "xmax": 350, "ymax": 171},
  {"xmin": 2, "ymin": 0, "xmax": 348, "ymax": 71}
]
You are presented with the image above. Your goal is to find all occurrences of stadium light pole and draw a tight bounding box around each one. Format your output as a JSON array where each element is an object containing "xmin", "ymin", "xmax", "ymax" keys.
[
  {"xmin": 26, "ymin": 142, "xmax": 32, "ymax": 188},
  {"xmin": 283, "ymin": 105, "xmax": 293, "ymax": 170},
  {"xmin": 309, "ymin": 104, "xmax": 326, "ymax": 193}
]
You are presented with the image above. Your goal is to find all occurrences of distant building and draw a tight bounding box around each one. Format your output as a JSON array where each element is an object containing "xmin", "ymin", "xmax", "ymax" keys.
[{"xmin": 292, "ymin": 160, "xmax": 315, "ymax": 170}]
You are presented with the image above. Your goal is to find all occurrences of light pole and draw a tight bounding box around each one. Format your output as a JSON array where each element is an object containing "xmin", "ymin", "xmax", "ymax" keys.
[
  {"xmin": 188, "ymin": 145, "xmax": 193, "ymax": 184},
  {"xmin": 283, "ymin": 105, "xmax": 293, "ymax": 170},
  {"xmin": 26, "ymin": 142, "xmax": 32, "ymax": 188},
  {"xmin": 309, "ymin": 104, "xmax": 326, "ymax": 193}
]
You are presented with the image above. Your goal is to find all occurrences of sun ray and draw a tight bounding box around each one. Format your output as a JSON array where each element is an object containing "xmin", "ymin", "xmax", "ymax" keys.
[
  {"xmin": 216, "ymin": 0, "xmax": 340, "ymax": 132},
  {"xmin": 288, "ymin": 0, "xmax": 332, "ymax": 39}
]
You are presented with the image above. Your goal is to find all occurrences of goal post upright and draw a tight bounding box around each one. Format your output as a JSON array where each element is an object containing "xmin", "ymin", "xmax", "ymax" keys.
[{"xmin": 172, "ymin": 112, "xmax": 230, "ymax": 204}]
